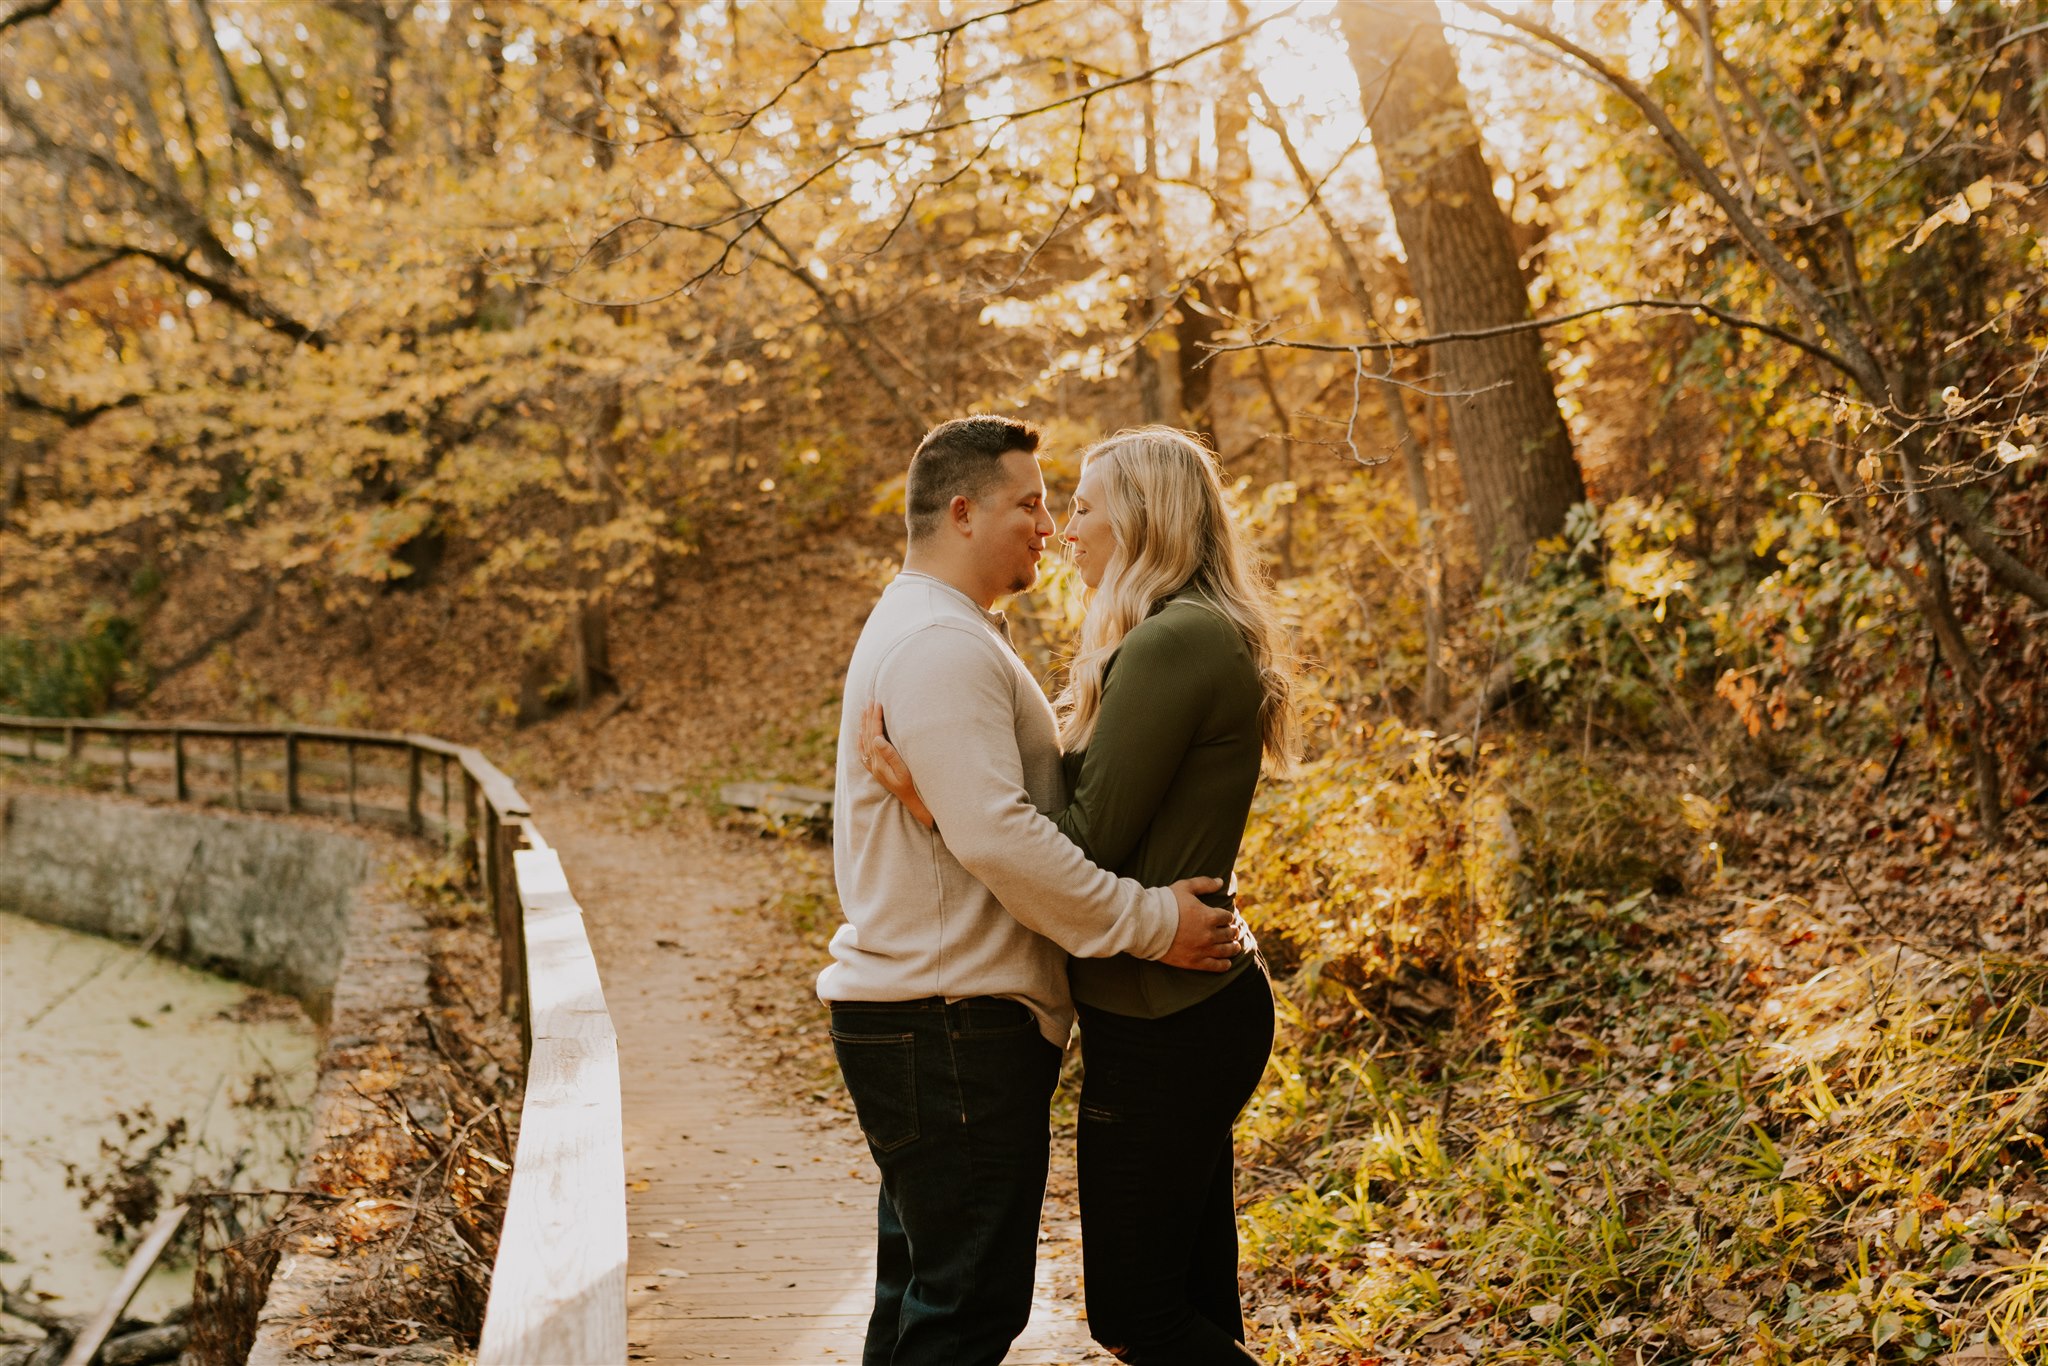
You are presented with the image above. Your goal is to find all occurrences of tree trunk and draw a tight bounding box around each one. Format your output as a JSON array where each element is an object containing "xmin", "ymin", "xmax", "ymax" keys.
[
  {"xmin": 1131, "ymin": 12, "xmax": 1171, "ymax": 425},
  {"xmin": 567, "ymin": 29, "xmax": 616, "ymax": 174},
  {"xmin": 1, "ymin": 448, "xmax": 23, "ymax": 524},
  {"xmin": 1338, "ymin": 0, "xmax": 1584, "ymax": 577},
  {"xmin": 476, "ymin": 6, "xmax": 506, "ymax": 158},
  {"xmin": 574, "ymin": 379, "xmax": 624, "ymax": 706},
  {"xmin": 367, "ymin": 2, "xmax": 401, "ymax": 165}
]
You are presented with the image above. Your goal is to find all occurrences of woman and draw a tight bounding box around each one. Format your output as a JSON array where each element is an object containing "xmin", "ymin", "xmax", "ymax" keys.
[{"xmin": 861, "ymin": 425, "xmax": 1295, "ymax": 1364}]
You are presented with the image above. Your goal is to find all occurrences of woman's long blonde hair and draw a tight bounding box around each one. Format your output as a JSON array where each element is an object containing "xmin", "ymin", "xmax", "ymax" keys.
[{"xmin": 1055, "ymin": 426, "xmax": 1295, "ymax": 766}]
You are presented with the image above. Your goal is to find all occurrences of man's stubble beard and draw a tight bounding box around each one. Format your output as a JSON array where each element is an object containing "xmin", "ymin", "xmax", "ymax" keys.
[{"xmin": 1008, "ymin": 561, "xmax": 1040, "ymax": 596}]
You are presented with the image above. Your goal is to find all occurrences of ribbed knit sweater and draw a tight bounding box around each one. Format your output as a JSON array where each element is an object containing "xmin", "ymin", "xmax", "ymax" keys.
[{"xmin": 818, "ymin": 571, "xmax": 1180, "ymax": 1047}]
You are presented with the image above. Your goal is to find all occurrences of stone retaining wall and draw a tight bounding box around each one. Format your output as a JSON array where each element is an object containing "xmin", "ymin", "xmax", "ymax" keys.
[{"xmin": 0, "ymin": 789, "xmax": 370, "ymax": 1020}]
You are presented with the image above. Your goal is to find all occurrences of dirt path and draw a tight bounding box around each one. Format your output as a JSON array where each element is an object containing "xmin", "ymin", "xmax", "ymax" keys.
[{"xmin": 537, "ymin": 794, "xmax": 1111, "ymax": 1366}]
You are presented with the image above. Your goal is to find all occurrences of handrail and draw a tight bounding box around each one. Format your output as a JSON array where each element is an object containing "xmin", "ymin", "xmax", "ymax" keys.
[{"xmin": 0, "ymin": 713, "xmax": 626, "ymax": 1365}]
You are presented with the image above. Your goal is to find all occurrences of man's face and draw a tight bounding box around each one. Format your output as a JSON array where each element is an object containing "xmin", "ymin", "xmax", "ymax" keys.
[{"xmin": 970, "ymin": 447, "xmax": 1056, "ymax": 597}]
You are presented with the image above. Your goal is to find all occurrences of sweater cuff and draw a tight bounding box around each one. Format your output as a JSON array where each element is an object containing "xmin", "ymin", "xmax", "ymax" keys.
[{"xmin": 1137, "ymin": 884, "xmax": 1179, "ymax": 960}]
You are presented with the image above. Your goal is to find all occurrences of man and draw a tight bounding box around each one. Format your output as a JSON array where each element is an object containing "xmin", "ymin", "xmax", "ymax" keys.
[{"xmin": 819, "ymin": 415, "xmax": 1242, "ymax": 1366}]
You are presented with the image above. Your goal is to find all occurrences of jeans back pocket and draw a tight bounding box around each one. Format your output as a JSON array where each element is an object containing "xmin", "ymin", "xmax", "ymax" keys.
[{"xmin": 831, "ymin": 1030, "xmax": 920, "ymax": 1154}]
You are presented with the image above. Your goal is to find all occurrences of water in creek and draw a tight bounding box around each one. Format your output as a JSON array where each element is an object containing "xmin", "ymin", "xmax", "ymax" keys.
[{"xmin": 0, "ymin": 910, "xmax": 319, "ymax": 1321}]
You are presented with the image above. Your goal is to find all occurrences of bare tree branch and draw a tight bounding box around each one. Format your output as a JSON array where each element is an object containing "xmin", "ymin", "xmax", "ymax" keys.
[
  {"xmin": 1674, "ymin": 0, "xmax": 1764, "ymax": 211},
  {"xmin": 721, "ymin": 0, "xmax": 1061, "ymax": 136},
  {"xmin": 190, "ymin": 0, "xmax": 319, "ymax": 212},
  {"xmin": 0, "ymin": 0, "xmax": 62, "ymax": 34},
  {"xmin": 1457, "ymin": 2, "xmax": 2048, "ymax": 613},
  {"xmin": 675, "ymin": 132, "xmax": 937, "ymax": 432},
  {"xmin": 1924, "ymin": 484, "xmax": 2048, "ymax": 610},
  {"xmin": 7, "ymin": 381, "xmax": 145, "ymax": 427},
  {"xmin": 0, "ymin": 86, "xmax": 240, "ymax": 276},
  {"xmin": 1812, "ymin": 18, "xmax": 2048, "ymax": 227},
  {"xmin": 1204, "ymin": 296, "xmax": 1854, "ymax": 373},
  {"xmin": 27, "ymin": 251, "xmax": 136, "ymax": 289},
  {"xmin": 1665, "ymin": 0, "xmax": 1814, "ymax": 206},
  {"xmin": 1458, "ymin": 2, "xmax": 1883, "ymax": 392},
  {"xmin": 963, "ymin": 99, "xmax": 1096, "ymax": 299},
  {"xmin": 63, "ymin": 242, "xmax": 330, "ymax": 348},
  {"xmin": 1663, "ymin": 0, "xmax": 1881, "ymax": 335},
  {"xmin": 602, "ymin": 3, "xmax": 1297, "ymax": 240}
]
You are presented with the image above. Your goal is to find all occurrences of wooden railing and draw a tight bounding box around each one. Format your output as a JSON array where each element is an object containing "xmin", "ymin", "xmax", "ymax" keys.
[{"xmin": 0, "ymin": 714, "xmax": 626, "ymax": 1365}]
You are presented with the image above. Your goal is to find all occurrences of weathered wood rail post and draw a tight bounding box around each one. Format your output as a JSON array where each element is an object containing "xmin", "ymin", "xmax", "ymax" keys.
[
  {"xmin": 0, "ymin": 714, "xmax": 627, "ymax": 1364},
  {"xmin": 406, "ymin": 746, "xmax": 424, "ymax": 835}
]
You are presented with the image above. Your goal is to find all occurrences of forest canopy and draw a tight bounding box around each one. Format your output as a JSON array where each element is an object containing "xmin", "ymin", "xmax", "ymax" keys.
[{"xmin": 4, "ymin": 0, "xmax": 2041, "ymax": 817}]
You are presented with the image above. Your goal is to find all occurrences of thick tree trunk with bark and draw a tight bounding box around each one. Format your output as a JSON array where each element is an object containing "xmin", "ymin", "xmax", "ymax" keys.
[
  {"xmin": 368, "ymin": 2, "xmax": 400, "ymax": 164},
  {"xmin": 1340, "ymin": 0, "xmax": 1584, "ymax": 576}
]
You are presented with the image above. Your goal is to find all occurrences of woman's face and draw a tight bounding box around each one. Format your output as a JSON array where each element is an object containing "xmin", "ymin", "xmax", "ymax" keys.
[{"xmin": 1063, "ymin": 457, "xmax": 1117, "ymax": 590}]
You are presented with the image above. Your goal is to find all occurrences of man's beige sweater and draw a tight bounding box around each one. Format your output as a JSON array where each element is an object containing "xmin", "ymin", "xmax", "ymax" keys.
[{"xmin": 818, "ymin": 571, "xmax": 1180, "ymax": 1046}]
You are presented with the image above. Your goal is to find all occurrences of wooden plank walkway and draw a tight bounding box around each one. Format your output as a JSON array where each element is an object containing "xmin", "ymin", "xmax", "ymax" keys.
[{"xmin": 540, "ymin": 796, "xmax": 1111, "ymax": 1366}]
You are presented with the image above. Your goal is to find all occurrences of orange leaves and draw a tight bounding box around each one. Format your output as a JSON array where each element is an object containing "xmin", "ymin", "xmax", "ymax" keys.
[{"xmin": 1715, "ymin": 667, "xmax": 1789, "ymax": 738}]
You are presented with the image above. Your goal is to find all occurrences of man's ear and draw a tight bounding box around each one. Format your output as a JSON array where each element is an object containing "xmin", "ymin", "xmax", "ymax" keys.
[{"xmin": 947, "ymin": 492, "xmax": 975, "ymax": 537}]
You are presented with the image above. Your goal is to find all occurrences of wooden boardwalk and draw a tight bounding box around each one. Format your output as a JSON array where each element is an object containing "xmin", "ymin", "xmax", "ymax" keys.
[{"xmin": 542, "ymin": 796, "xmax": 1111, "ymax": 1366}]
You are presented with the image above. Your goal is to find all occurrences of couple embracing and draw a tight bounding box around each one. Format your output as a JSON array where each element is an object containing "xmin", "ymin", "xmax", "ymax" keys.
[{"xmin": 818, "ymin": 415, "xmax": 1295, "ymax": 1365}]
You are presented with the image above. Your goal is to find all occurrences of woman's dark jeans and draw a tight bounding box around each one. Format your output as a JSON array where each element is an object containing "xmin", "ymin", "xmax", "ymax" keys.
[
  {"xmin": 1076, "ymin": 963, "xmax": 1275, "ymax": 1364},
  {"xmin": 830, "ymin": 995, "xmax": 1063, "ymax": 1366}
]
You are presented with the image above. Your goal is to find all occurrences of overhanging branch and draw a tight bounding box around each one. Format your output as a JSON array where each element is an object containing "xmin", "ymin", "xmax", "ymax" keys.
[
  {"xmin": 62, "ymin": 243, "xmax": 330, "ymax": 348},
  {"xmin": 610, "ymin": 7, "xmax": 1297, "ymax": 240},
  {"xmin": 0, "ymin": 0, "xmax": 62, "ymax": 33},
  {"xmin": 8, "ymin": 382, "xmax": 144, "ymax": 427},
  {"xmin": 721, "ymin": 0, "xmax": 1060, "ymax": 136},
  {"xmin": 1456, "ymin": 1, "xmax": 1887, "ymax": 399},
  {"xmin": 1202, "ymin": 297, "xmax": 1855, "ymax": 375}
]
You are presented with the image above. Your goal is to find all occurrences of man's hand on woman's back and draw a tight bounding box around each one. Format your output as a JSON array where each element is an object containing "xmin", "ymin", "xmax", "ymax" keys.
[{"xmin": 1161, "ymin": 877, "xmax": 1241, "ymax": 972}]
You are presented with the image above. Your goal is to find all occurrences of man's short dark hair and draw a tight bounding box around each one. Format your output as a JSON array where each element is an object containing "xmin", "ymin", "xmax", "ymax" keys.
[{"xmin": 905, "ymin": 415, "xmax": 1041, "ymax": 542}]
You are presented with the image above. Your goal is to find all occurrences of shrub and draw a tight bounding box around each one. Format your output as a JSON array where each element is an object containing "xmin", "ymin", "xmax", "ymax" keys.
[
  {"xmin": 0, "ymin": 608, "xmax": 139, "ymax": 717},
  {"xmin": 1240, "ymin": 720, "xmax": 1523, "ymax": 995},
  {"xmin": 1486, "ymin": 498, "xmax": 1715, "ymax": 740}
]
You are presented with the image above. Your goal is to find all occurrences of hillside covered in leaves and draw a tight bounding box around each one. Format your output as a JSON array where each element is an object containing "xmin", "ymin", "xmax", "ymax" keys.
[{"xmin": 4, "ymin": 0, "xmax": 2047, "ymax": 1360}]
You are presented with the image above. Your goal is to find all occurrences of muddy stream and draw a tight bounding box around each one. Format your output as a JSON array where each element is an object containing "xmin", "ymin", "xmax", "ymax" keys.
[{"xmin": 1, "ymin": 910, "xmax": 318, "ymax": 1322}]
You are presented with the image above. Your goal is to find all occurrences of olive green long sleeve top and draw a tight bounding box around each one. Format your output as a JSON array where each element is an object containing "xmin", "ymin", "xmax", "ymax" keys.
[{"xmin": 1058, "ymin": 592, "xmax": 1268, "ymax": 1018}]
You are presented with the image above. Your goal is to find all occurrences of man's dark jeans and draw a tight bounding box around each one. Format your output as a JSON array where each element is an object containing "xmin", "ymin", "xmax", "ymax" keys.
[
  {"xmin": 1076, "ymin": 963, "xmax": 1275, "ymax": 1364},
  {"xmin": 830, "ymin": 996, "xmax": 1062, "ymax": 1366}
]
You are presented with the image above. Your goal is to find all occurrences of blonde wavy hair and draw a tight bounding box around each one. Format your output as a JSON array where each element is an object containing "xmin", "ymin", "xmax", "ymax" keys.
[{"xmin": 1054, "ymin": 426, "xmax": 1295, "ymax": 767}]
